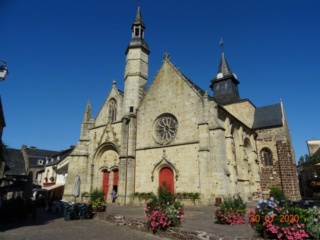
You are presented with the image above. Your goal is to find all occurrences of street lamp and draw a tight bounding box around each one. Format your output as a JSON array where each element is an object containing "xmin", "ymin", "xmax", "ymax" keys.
[{"xmin": 0, "ymin": 60, "xmax": 8, "ymax": 81}]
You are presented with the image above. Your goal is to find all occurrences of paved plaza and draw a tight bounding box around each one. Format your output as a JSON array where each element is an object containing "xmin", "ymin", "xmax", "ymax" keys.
[{"xmin": 0, "ymin": 201, "xmax": 259, "ymax": 240}]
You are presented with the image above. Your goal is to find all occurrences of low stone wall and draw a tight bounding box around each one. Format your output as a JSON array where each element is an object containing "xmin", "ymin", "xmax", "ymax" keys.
[
  {"xmin": 94, "ymin": 212, "xmax": 237, "ymax": 240},
  {"xmin": 129, "ymin": 198, "xmax": 201, "ymax": 206}
]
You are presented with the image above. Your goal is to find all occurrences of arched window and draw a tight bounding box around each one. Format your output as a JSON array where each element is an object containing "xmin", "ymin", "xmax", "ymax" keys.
[
  {"xmin": 108, "ymin": 99, "xmax": 117, "ymax": 122},
  {"xmin": 261, "ymin": 148, "xmax": 273, "ymax": 166}
]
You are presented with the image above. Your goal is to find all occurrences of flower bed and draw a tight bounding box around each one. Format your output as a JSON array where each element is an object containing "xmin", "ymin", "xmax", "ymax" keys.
[
  {"xmin": 145, "ymin": 182, "xmax": 184, "ymax": 234},
  {"xmin": 90, "ymin": 189, "xmax": 107, "ymax": 215},
  {"xmin": 215, "ymin": 197, "xmax": 246, "ymax": 225},
  {"xmin": 248, "ymin": 198, "xmax": 310, "ymax": 239}
]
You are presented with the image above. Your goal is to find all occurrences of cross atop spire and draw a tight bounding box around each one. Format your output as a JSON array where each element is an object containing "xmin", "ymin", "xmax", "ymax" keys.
[{"xmin": 219, "ymin": 38, "xmax": 224, "ymax": 53}]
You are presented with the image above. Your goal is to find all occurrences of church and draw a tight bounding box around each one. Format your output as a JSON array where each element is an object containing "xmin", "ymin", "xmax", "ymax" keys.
[{"xmin": 63, "ymin": 6, "xmax": 300, "ymax": 205}]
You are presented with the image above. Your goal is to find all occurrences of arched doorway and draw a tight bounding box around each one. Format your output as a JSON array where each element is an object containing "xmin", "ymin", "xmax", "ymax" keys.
[
  {"xmin": 102, "ymin": 169, "xmax": 119, "ymax": 201},
  {"xmin": 112, "ymin": 169, "xmax": 119, "ymax": 194},
  {"xmin": 102, "ymin": 171, "xmax": 110, "ymax": 200},
  {"xmin": 159, "ymin": 167, "xmax": 174, "ymax": 193},
  {"xmin": 93, "ymin": 142, "xmax": 119, "ymax": 196}
]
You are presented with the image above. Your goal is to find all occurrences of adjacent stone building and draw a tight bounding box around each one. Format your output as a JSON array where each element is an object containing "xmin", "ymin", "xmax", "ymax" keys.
[{"xmin": 63, "ymin": 6, "xmax": 300, "ymax": 205}]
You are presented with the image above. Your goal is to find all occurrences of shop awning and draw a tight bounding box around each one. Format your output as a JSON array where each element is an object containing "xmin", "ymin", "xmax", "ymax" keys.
[
  {"xmin": 43, "ymin": 183, "xmax": 64, "ymax": 191},
  {"xmin": 34, "ymin": 183, "xmax": 65, "ymax": 192}
]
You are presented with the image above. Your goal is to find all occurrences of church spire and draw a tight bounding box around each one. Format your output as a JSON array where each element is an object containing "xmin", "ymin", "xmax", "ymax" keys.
[
  {"xmin": 217, "ymin": 53, "xmax": 233, "ymax": 78},
  {"xmin": 210, "ymin": 39, "xmax": 240, "ymax": 105},
  {"xmin": 123, "ymin": 5, "xmax": 150, "ymax": 115},
  {"xmin": 125, "ymin": 5, "xmax": 149, "ymax": 54},
  {"xmin": 80, "ymin": 100, "xmax": 93, "ymax": 140},
  {"xmin": 83, "ymin": 100, "xmax": 91, "ymax": 122},
  {"xmin": 134, "ymin": 5, "xmax": 145, "ymax": 27},
  {"xmin": 217, "ymin": 38, "xmax": 233, "ymax": 78}
]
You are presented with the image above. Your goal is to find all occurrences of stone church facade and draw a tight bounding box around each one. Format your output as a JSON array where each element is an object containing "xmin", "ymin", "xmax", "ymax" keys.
[{"xmin": 63, "ymin": 6, "xmax": 301, "ymax": 205}]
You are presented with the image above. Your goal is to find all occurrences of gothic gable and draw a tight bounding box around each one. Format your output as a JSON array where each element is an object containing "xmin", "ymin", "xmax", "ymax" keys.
[
  {"xmin": 136, "ymin": 59, "xmax": 208, "ymax": 149},
  {"xmin": 96, "ymin": 122, "xmax": 121, "ymax": 149},
  {"xmin": 95, "ymin": 81, "xmax": 123, "ymax": 127}
]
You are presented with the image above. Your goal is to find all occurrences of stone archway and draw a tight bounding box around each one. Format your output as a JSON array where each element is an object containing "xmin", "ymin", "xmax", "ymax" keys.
[{"xmin": 93, "ymin": 143, "xmax": 119, "ymax": 201}]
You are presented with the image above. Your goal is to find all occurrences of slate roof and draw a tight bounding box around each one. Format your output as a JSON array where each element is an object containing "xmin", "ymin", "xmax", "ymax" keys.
[
  {"xmin": 46, "ymin": 146, "xmax": 74, "ymax": 167},
  {"xmin": 133, "ymin": 5, "xmax": 145, "ymax": 27},
  {"xmin": 3, "ymin": 147, "xmax": 60, "ymax": 177},
  {"xmin": 25, "ymin": 147, "xmax": 60, "ymax": 168},
  {"xmin": 3, "ymin": 148, "xmax": 26, "ymax": 176},
  {"xmin": 211, "ymin": 52, "xmax": 234, "ymax": 82},
  {"xmin": 126, "ymin": 6, "xmax": 149, "ymax": 55},
  {"xmin": 252, "ymin": 103, "xmax": 283, "ymax": 129},
  {"xmin": 176, "ymin": 61, "xmax": 282, "ymax": 131}
]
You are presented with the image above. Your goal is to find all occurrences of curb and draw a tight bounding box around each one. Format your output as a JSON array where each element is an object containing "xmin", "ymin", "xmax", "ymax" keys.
[{"xmin": 94, "ymin": 212, "xmax": 254, "ymax": 240}]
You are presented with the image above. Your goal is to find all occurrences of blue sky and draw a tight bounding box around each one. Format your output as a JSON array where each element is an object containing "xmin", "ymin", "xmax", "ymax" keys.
[{"xmin": 1, "ymin": 0, "xmax": 319, "ymax": 162}]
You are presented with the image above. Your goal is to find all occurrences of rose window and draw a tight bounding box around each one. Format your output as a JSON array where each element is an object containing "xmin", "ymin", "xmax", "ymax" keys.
[{"xmin": 154, "ymin": 115, "xmax": 178, "ymax": 144}]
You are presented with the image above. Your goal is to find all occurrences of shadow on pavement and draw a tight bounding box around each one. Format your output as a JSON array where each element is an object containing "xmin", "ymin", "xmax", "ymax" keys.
[{"xmin": 0, "ymin": 207, "xmax": 64, "ymax": 232}]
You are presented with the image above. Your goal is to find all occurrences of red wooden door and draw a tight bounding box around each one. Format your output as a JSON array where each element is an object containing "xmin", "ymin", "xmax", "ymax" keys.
[
  {"xmin": 102, "ymin": 171, "xmax": 110, "ymax": 200},
  {"xmin": 159, "ymin": 167, "xmax": 174, "ymax": 193},
  {"xmin": 113, "ymin": 170, "xmax": 119, "ymax": 185}
]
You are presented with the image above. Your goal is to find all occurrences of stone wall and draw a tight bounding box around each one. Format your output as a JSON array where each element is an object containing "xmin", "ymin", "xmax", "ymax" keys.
[
  {"xmin": 276, "ymin": 140, "xmax": 301, "ymax": 200},
  {"xmin": 259, "ymin": 140, "xmax": 301, "ymax": 200},
  {"xmin": 223, "ymin": 100, "xmax": 256, "ymax": 128}
]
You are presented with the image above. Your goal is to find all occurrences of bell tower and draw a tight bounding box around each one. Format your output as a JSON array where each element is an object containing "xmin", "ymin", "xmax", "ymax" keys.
[
  {"xmin": 210, "ymin": 39, "xmax": 240, "ymax": 105},
  {"xmin": 123, "ymin": 5, "xmax": 150, "ymax": 115},
  {"xmin": 119, "ymin": 5, "xmax": 150, "ymax": 205}
]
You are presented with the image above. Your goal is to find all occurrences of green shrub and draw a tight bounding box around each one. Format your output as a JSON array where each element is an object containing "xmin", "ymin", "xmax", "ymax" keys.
[
  {"xmin": 90, "ymin": 189, "xmax": 106, "ymax": 212},
  {"xmin": 157, "ymin": 181, "xmax": 176, "ymax": 205},
  {"xmin": 131, "ymin": 192, "xmax": 155, "ymax": 200},
  {"xmin": 90, "ymin": 189, "xmax": 105, "ymax": 202},
  {"xmin": 269, "ymin": 186, "xmax": 286, "ymax": 201},
  {"xmin": 219, "ymin": 197, "xmax": 246, "ymax": 215}
]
